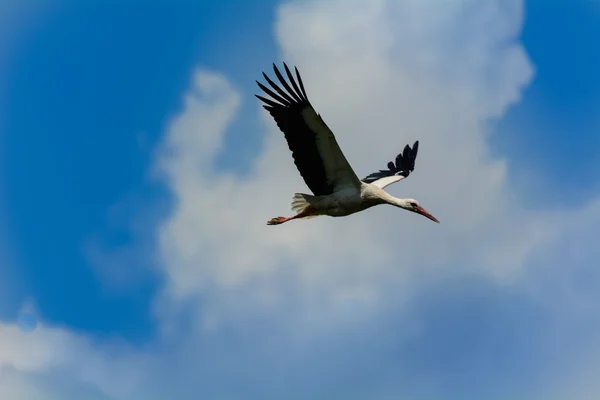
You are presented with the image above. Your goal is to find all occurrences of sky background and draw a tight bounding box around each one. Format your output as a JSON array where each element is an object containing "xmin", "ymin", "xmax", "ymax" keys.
[{"xmin": 1, "ymin": 0, "xmax": 600, "ymax": 399}]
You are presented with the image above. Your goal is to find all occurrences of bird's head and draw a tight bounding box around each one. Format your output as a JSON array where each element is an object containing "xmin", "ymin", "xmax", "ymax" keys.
[{"xmin": 401, "ymin": 198, "xmax": 439, "ymax": 223}]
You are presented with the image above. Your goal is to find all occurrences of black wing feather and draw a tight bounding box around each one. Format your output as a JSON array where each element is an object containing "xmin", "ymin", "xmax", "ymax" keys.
[
  {"xmin": 362, "ymin": 141, "xmax": 420, "ymax": 183},
  {"xmin": 256, "ymin": 81, "xmax": 290, "ymax": 106},
  {"xmin": 262, "ymin": 71, "xmax": 295, "ymax": 105},
  {"xmin": 272, "ymin": 64, "xmax": 303, "ymax": 103},
  {"xmin": 254, "ymin": 94, "xmax": 281, "ymax": 109},
  {"xmin": 284, "ymin": 64, "xmax": 306, "ymax": 103},
  {"xmin": 294, "ymin": 66, "xmax": 309, "ymax": 100},
  {"xmin": 255, "ymin": 63, "xmax": 333, "ymax": 195}
]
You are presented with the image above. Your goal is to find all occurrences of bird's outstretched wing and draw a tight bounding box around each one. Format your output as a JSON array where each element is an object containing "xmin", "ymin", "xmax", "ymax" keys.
[
  {"xmin": 362, "ymin": 141, "xmax": 419, "ymax": 189},
  {"xmin": 255, "ymin": 63, "xmax": 361, "ymax": 196}
]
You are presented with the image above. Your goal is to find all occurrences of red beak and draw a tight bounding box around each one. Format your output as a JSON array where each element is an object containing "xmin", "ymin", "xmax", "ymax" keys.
[{"xmin": 415, "ymin": 206, "xmax": 440, "ymax": 223}]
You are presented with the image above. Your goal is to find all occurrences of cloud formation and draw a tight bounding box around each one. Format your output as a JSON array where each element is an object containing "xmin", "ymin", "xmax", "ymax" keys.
[
  {"xmin": 3, "ymin": 0, "xmax": 600, "ymax": 398},
  {"xmin": 156, "ymin": 0, "xmax": 546, "ymax": 325},
  {"xmin": 0, "ymin": 322, "xmax": 146, "ymax": 399}
]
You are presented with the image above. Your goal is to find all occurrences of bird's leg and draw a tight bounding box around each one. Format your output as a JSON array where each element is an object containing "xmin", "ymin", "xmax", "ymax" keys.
[
  {"xmin": 266, "ymin": 216, "xmax": 292, "ymax": 225},
  {"xmin": 266, "ymin": 207, "xmax": 315, "ymax": 226}
]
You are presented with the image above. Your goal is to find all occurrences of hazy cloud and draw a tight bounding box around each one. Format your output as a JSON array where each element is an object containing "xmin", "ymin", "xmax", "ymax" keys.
[{"xmin": 3, "ymin": 0, "xmax": 600, "ymax": 398}]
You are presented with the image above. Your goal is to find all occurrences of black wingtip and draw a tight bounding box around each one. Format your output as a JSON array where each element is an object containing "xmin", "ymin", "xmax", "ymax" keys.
[
  {"xmin": 256, "ymin": 62, "xmax": 312, "ymax": 109},
  {"xmin": 294, "ymin": 66, "xmax": 308, "ymax": 99},
  {"xmin": 361, "ymin": 141, "xmax": 422, "ymax": 184}
]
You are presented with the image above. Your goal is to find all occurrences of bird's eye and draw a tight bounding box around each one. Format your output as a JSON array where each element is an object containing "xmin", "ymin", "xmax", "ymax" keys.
[{"xmin": 410, "ymin": 202, "xmax": 418, "ymax": 208}]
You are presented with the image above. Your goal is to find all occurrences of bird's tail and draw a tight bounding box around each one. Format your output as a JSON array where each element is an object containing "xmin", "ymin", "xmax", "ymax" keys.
[{"xmin": 291, "ymin": 193, "xmax": 320, "ymax": 219}]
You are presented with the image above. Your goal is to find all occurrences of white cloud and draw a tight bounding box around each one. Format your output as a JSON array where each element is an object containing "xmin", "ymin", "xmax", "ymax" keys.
[
  {"xmin": 147, "ymin": 0, "xmax": 600, "ymax": 396},
  {"xmin": 154, "ymin": 0, "xmax": 551, "ymax": 328},
  {"xmin": 3, "ymin": 0, "xmax": 600, "ymax": 399},
  {"xmin": 0, "ymin": 322, "xmax": 147, "ymax": 400}
]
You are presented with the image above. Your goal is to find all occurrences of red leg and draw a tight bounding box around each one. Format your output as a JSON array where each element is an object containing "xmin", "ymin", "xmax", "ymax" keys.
[
  {"xmin": 266, "ymin": 207, "xmax": 315, "ymax": 226},
  {"xmin": 266, "ymin": 216, "xmax": 292, "ymax": 225}
]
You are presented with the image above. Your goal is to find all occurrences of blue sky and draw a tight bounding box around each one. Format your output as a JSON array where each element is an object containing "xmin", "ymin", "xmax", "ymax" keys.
[
  {"xmin": 1, "ymin": 0, "xmax": 280, "ymax": 339},
  {"xmin": 495, "ymin": 0, "xmax": 600, "ymax": 207},
  {"xmin": 1, "ymin": 0, "xmax": 600, "ymax": 399}
]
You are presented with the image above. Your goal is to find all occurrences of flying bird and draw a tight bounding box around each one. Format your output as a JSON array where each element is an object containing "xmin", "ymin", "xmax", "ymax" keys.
[{"xmin": 255, "ymin": 63, "xmax": 439, "ymax": 226}]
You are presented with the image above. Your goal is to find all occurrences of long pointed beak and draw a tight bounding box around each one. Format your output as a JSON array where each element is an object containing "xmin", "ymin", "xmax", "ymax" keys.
[{"xmin": 415, "ymin": 206, "xmax": 440, "ymax": 223}]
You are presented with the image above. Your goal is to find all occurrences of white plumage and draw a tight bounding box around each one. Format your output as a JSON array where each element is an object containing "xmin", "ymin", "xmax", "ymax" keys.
[{"xmin": 255, "ymin": 63, "xmax": 439, "ymax": 226}]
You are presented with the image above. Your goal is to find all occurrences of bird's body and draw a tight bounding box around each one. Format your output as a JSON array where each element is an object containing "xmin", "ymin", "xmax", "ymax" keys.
[
  {"xmin": 256, "ymin": 63, "xmax": 439, "ymax": 226},
  {"xmin": 290, "ymin": 183, "xmax": 403, "ymax": 217}
]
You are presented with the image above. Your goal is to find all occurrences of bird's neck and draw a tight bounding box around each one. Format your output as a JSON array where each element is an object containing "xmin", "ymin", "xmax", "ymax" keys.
[{"xmin": 378, "ymin": 190, "xmax": 412, "ymax": 210}]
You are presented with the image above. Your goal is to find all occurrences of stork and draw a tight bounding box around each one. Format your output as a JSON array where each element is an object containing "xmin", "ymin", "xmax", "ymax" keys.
[{"xmin": 256, "ymin": 63, "xmax": 439, "ymax": 226}]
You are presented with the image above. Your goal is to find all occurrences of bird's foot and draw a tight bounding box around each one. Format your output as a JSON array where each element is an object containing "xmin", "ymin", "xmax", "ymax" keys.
[{"xmin": 267, "ymin": 216, "xmax": 288, "ymax": 225}]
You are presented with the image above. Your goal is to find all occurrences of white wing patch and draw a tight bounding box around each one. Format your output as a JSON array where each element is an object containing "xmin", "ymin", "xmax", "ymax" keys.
[{"xmin": 370, "ymin": 175, "xmax": 406, "ymax": 189}]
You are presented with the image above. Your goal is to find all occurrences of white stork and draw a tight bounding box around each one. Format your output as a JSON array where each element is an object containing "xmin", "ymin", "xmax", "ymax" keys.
[{"xmin": 256, "ymin": 63, "xmax": 439, "ymax": 226}]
